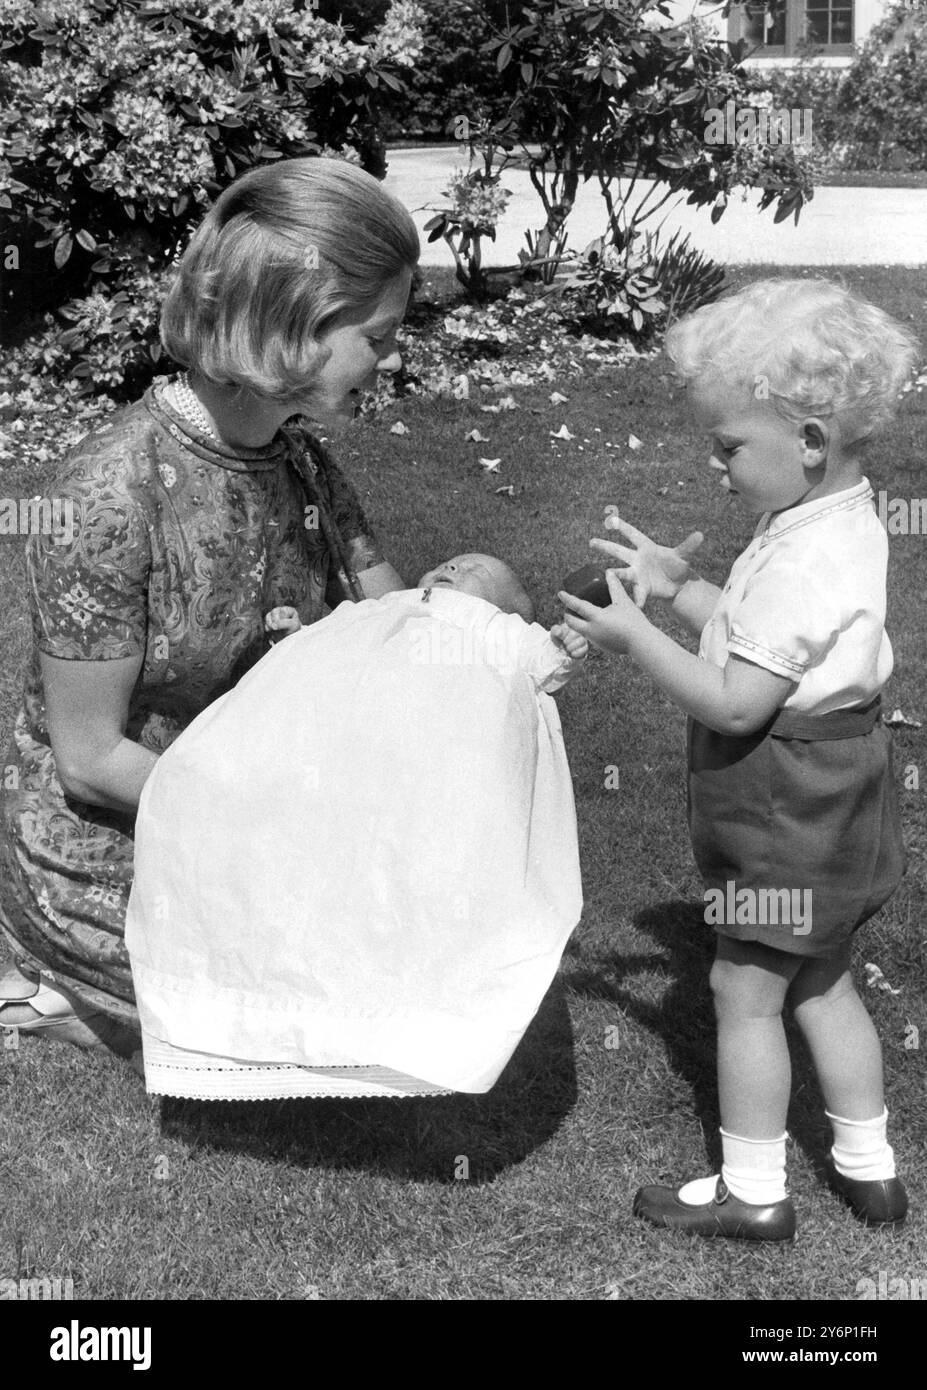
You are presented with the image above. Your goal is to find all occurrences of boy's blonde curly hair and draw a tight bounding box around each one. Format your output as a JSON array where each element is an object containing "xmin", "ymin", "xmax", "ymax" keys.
[{"xmin": 665, "ymin": 279, "xmax": 920, "ymax": 447}]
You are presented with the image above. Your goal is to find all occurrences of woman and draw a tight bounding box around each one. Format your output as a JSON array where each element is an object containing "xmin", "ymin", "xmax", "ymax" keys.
[{"xmin": 0, "ymin": 157, "xmax": 418, "ymax": 1056}]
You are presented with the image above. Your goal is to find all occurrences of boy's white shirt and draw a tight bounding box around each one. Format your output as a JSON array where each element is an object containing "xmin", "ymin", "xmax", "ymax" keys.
[
  {"xmin": 125, "ymin": 585, "xmax": 583, "ymax": 1094},
  {"xmin": 699, "ymin": 479, "xmax": 893, "ymax": 714}
]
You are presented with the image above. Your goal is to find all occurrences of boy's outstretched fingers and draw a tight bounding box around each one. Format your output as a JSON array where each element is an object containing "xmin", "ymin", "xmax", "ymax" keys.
[{"xmin": 557, "ymin": 590, "xmax": 596, "ymax": 630}]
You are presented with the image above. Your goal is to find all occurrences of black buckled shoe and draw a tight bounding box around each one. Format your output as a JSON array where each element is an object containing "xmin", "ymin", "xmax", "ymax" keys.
[
  {"xmin": 633, "ymin": 1177, "xmax": 796, "ymax": 1242},
  {"xmin": 825, "ymin": 1159, "xmax": 908, "ymax": 1229}
]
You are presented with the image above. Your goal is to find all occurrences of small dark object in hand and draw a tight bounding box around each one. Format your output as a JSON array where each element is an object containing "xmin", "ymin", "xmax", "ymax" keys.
[{"xmin": 561, "ymin": 564, "xmax": 612, "ymax": 608}]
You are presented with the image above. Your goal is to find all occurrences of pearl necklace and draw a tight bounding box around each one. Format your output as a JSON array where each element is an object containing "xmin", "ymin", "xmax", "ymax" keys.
[{"xmin": 171, "ymin": 372, "xmax": 219, "ymax": 441}]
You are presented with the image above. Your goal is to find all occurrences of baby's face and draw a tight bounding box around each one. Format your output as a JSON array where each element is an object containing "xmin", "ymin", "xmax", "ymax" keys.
[{"xmin": 417, "ymin": 554, "xmax": 512, "ymax": 606}]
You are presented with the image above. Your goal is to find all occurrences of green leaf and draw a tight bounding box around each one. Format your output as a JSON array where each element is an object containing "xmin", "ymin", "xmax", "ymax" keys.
[
  {"xmin": 75, "ymin": 229, "xmax": 97, "ymax": 252},
  {"xmin": 497, "ymin": 43, "xmax": 512, "ymax": 72}
]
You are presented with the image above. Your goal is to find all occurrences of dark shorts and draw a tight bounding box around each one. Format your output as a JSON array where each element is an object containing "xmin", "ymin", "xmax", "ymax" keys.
[{"xmin": 687, "ymin": 699, "xmax": 906, "ymax": 958}]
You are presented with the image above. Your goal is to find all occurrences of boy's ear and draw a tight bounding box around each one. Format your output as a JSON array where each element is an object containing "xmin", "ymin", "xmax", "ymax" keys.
[{"xmin": 800, "ymin": 418, "xmax": 829, "ymax": 458}]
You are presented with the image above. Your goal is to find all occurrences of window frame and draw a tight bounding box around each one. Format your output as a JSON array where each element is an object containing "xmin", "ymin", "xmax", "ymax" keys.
[{"xmin": 727, "ymin": 0, "xmax": 856, "ymax": 58}]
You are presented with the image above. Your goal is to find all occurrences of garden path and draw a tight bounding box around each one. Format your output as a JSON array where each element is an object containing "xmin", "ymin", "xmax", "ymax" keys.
[{"xmin": 383, "ymin": 146, "xmax": 927, "ymax": 268}]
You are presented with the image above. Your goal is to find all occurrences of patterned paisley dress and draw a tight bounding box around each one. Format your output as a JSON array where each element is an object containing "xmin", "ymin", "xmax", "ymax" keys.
[{"xmin": 0, "ymin": 381, "xmax": 382, "ymax": 1027}]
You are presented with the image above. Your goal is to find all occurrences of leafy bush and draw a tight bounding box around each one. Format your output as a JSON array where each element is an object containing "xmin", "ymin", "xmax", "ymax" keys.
[
  {"xmin": 836, "ymin": 3, "xmax": 927, "ymax": 171},
  {"xmin": 552, "ymin": 236, "xmax": 664, "ymax": 340},
  {"xmin": 375, "ymin": 0, "xmax": 513, "ymax": 140},
  {"xmin": 749, "ymin": 5, "xmax": 927, "ymax": 172},
  {"xmin": 1, "ymin": 0, "xmax": 425, "ymax": 389}
]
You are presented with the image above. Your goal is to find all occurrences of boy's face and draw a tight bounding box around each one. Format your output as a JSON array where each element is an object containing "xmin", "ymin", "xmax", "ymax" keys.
[
  {"xmin": 417, "ymin": 554, "xmax": 511, "ymax": 605},
  {"xmin": 690, "ymin": 378, "xmax": 828, "ymax": 515}
]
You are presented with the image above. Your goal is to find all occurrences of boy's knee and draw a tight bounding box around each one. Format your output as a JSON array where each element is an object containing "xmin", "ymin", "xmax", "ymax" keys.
[
  {"xmin": 709, "ymin": 954, "xmax": 743, "ymax": 1016},
  {"xmin": 709, "ymin": 947, "xmax": 788, "ymax": 1020}
]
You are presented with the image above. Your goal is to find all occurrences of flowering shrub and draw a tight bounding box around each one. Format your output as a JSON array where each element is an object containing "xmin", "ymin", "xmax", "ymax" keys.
[
  {"xmin": 1, "ymin": 0, "xmax": 425, "ymax": 391},
  {"xmin": 375, "ymin": 0, "xmax": 512, "ymax": 139},
  {"xmin": 423, "ymin": 125, "xmax": 514, "ymax": 300}
]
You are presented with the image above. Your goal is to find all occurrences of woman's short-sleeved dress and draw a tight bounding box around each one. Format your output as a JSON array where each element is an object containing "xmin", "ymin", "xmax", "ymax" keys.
[{"xmin": 0, "ymin": 381, "xmax": 381, "ymax": 1026}]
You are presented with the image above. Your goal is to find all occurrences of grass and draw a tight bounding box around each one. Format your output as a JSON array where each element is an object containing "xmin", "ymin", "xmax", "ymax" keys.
[{"xmin": 1, "ymin": 266, "xmax": 926, "ymax": 1303}]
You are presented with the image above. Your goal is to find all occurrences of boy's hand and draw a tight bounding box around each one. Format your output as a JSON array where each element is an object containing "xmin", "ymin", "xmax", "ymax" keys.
[
  {"xmin": 557, "ymin": 571, "xmax": 648, "ymax": 655},
  {"xmin": 590, "ymin": 512, "xmax": 703, "ymax": 608},
  {"xmin": 550, "ymin": 622, "xmax": 589, "ymax": 662},
  {"xmin": 265, "ymin": 605, "xmax": 301, "ymax": 639}
]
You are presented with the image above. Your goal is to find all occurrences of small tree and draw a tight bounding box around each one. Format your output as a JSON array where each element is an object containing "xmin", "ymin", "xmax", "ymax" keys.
[{"xmin": 483, "ymin": 1, "xmax": 817, "ymax": 269}]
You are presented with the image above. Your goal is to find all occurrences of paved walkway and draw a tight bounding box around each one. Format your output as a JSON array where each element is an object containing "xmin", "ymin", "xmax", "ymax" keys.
[{"xmin": 383, "ymin": 146, "xmax": 927, "ymax": 267}]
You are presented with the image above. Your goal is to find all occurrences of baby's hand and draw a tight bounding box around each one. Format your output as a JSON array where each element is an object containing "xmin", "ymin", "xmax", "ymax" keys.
[
  {"xmin": 550, "ymin": 622, "xmax": 589, "ymax": 662},
  {"xmin": 265, "ymin": 605, "xmax": 301, "ymax": 639},
  {"xmin": 558, "ymin": 572, "xmax": 647, "ymax": 656},
  {"xmin": 590, "ymin": 511, "xmax": 703, "ymax": 608}
]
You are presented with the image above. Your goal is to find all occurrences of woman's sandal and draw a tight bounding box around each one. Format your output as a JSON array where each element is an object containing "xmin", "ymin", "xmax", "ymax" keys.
[{"xmin": 0, "ymin": 963, "xmax": 143, "ymax": 1074}]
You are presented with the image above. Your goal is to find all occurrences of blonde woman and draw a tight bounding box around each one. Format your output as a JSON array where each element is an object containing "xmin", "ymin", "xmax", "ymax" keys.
[{"xmin": 0, "ymin": 157, "xmax": 418, "ymax": 1056}]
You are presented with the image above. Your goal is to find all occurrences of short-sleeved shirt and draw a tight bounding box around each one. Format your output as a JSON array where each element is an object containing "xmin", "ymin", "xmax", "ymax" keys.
[
  {"xmin": 0, "ymin": 381, "xmax": 382, "ymax": 1021},
  {"xmin": 699, "ymin": 479, "xmax": 893, "ymax": 714}
]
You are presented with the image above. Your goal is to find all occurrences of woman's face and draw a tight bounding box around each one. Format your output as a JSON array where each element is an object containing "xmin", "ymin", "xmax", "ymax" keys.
[{"xmin": 302, "ymin": 266, "xmax": 413, "ymax": 429}]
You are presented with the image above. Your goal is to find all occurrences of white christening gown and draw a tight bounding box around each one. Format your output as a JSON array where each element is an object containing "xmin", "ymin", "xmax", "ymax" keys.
[{"xmin": 125, "ymin": 588, "xmax": 583, "ymax": 1096}]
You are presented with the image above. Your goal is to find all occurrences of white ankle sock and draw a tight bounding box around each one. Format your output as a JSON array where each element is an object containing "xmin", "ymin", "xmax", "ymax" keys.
[
  {"xmin": 826, "ymin": 1107, "xmax": 896, "ymax": 1182},
  {"xmin": 677, "ymin": 1131, "xmax": 789, "ymax": 1207}
]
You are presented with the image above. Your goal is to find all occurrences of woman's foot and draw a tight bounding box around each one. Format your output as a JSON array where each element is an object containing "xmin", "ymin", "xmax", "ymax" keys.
[
  {"xmin": 633, "ymin": 1176, "xmax": 796, "ymax": 1242},
  {"xmin": 0, "ymin": 963, "xmax": 141, "ymax": 1064}
]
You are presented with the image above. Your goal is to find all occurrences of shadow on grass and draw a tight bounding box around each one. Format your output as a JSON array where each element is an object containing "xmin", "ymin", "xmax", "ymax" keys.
[
  {"xmin": 568, "ymin": 898, "xmax": 835, "ymax": 1173},
  {"xmin": 158, "ymin": 982, "xmax": 577, "ymax": 1186}
]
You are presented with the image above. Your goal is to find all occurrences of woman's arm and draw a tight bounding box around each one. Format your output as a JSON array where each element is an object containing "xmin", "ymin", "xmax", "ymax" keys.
[
  {"xmin": 40, "ymin": 652, "xmax": 158, "ymax": 813},
  {"xmin": 355, "ymin": 559, "xmax": 406, "ymax": 598}
]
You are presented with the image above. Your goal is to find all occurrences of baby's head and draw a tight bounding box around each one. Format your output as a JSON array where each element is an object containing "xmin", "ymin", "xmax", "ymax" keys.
[
  {"xmin": 666, "ymin": 279, "xmax": 919, "ymax": 454},
  {"xmin": 417, "ymin": 554, "xmax": 535, "ymax": 622}
]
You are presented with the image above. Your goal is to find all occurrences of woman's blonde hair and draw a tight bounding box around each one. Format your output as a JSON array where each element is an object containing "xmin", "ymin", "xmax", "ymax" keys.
[
  {"xmin": 160, "ymin": 157, "xmax": 419, "ymax": 401},
  {"xmin": 665, "ymin": 279, "xmax": 920, "ymax": 446}
]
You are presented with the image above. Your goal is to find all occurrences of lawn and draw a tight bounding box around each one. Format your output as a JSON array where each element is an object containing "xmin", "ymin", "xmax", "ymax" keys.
[{"xmin": 1, "ymin": 265, "xmax": 925, "ymax": 1303}]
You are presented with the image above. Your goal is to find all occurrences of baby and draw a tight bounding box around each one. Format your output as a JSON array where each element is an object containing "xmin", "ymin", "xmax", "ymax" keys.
[
  {"xmin": 266, "ymin": 551, "xmax": 586, "ymax": 660},
  {"xmin": 126, "ymin": 555, "xmax": 587, "ymax": 1099}
]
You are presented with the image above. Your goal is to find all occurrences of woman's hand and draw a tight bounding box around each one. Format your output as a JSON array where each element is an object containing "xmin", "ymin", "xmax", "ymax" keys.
[
  {"xmin": 589, "ymin": 512, "xmax": 704, "ymax": 609},
  {"xmin": 549, "ymin": 623, "xmax": 589, "ymax": 662},
  {"xmin": 557, "ymin": 571, "xmax": 649, "ymax": 656}
]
